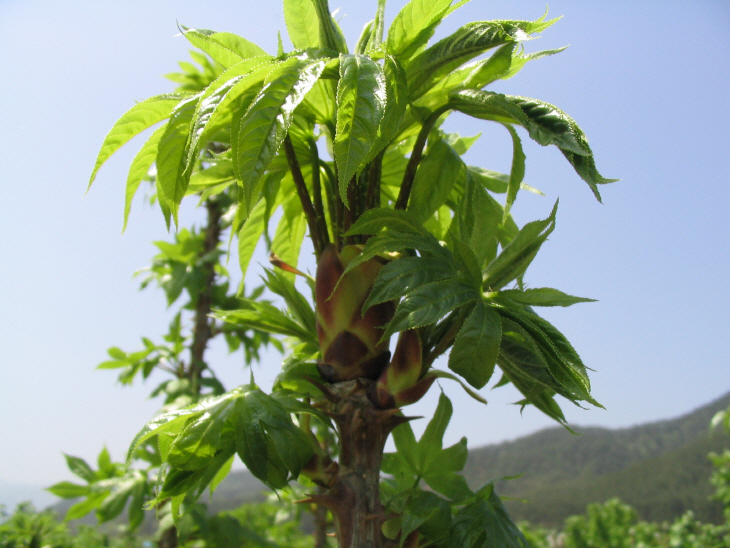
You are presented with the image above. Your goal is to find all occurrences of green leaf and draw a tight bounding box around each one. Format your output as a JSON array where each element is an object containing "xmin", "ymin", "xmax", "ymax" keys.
[
  {"xmin": 127, "ymin": 478, "xmax": 146, "ymax": 531},
  {"xmin": 334, "ymin": 54, "xmax": 387, "ymax": 204},
  {"xmin": 468, "ymin": 166, "xmax": 508, "ymax": 194},
  {"xmin": 181, "ymin": 26, "xmax": 267, "ymax": 68},
  {"xmin": 237, "ymin": 198, "xmax": 267, "ymax": 280},
  {"xmin": 366, "ymin": 55, "xmax": 408, "ymax": 162},
  {"xmin": 283, "ymin": 0, "xmax": 320, "ymax": 49},
  {"xmin": 483, "ymin": 201, "xmax": 558, "ymax": 290},
  {"xmin": 209, "ymin": 454, "xmax": 234, "ymax": 499},
  {"xmin": 401, "ymin": 491, "xmax": 452, "ymax": 544},
  {"xmin": 88, "ymin": 94, "xmax": 185, "ymax": 189},
  {"xmin": 168, "ymin": 396, "xmax": 238, "ymax": 470},
  {"xmin": 262, "ymin": 268, "xmax": 316, "ymax": 335},
  {"xmin": 232, "ymin": 389, "xmax": 313, "ymax": 489},
  {"xmin": 65, "ymin": 492, "xmax": 107, "ymax": 521},
  {"xmin": 213, "ymin": 301, "xmax": 316, "ymax": 344},
  {"xmin": 346, "ymin": 208, "xmax": 426, "ymax": 236},
  {"xmin": 123, "ymin": 125, "xmax": 165, "ymax": 232},
  {"xmin": 409, "ymin": 139, "xmax": 466, "ymax": 223},
  {"xmin": 363, "ymin": 256, "xmax": 457, "ymax": 312},
  {"xmin": 271, "ymin": 191, "xmax": 307, "ymax": 279},
  {"xmin": 501, "ymin": 45, "xmax": 567, "ymax": 80},
  {"xmin": 407, "ymin": 19, "xmax": 548, "ymax": 99},
  {"xmin": 383, "ymin": 393, "xmax": 473, "ymax": 501},
  {"xmin": 311, "ymin": 0, "xmax": 348, "ymax": 53},
  {"xmin": 64, "ymin": 454, "xmax": 95, "ymax": 483},
  {"xmin": 235, "ymin": 59, "xmax": 326, "ymax": 214},
  {"xmin": 456, "ymin": 175, "xmax": 501, "ymax": 267},
  {"xmin": 387, "ymin": 0, "xmax": 452, "ymax": 60},
  {"xmin": 448, "ymin": 301, "xmax": 501, "ymax": 389},
  {"xmin": 501, "ymin": 308, "xmax": 596, "ymax": 405},
  {"xmin": 496, "ymin": 288, "xmax": 596, "ymax": 307},
  {"xmin": 449, "ymin": 89, "xmax": 529, "ymax": 126},
  {"xmin": 156, "ymin": 94, "xmax": 200, "ymax": 225},
  {"xmin": 503, "ymin": 124, "xmax": 525, "ymax": 221},
  {"xmin": 341, "ymin": 229, "xmax": 450, "ymax": 280},
  {"xmin": 46, "ymin": 481, "xmax": 89, "ymax": 499},
  {"xmin": 97, "ymin": 476, "xmax": 139, "ymax": 523},
  {"xmin": 448, "ymin": 490, "xmax": 529, "ymax": 548},
  {"xmin": 385, "ymin": 279, "xmax": 478, "ymax": 337}
]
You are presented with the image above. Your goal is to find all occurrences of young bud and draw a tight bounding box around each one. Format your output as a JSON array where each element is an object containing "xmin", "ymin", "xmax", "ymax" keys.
[
  {"xmin": 315, "ymin": 244, "xmax": 395, "ymax": 382},
  {"xmin": 368, "ymin": 330, "xmax": 435, "ymax": 409}
]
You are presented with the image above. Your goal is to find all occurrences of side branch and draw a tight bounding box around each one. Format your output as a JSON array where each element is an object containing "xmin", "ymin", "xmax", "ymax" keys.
[
  {"xmin": 395, "ymin": 108, "xmax": 449, "ymax": 211},
  {"xmin": 308, "ymin": 138, "xmax": 330, "ymax": 247},
  {"xmin": 284, "ymin": 135, "xmax": 327, "ymax": 259},
  {"xmin": 189, "ymin": 198, "xmax": 223, "ymax": 395}
]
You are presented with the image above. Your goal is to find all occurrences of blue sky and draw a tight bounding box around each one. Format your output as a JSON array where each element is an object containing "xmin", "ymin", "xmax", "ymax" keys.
[{"xmin": 1, "ymin": 0, "xmax": 729, "ymax": 506}]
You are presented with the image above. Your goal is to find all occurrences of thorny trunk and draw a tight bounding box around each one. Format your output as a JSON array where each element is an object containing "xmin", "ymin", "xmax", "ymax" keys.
[{"xmin": 312, "ymin": 381, "xmax": 409, "ymax": 548}]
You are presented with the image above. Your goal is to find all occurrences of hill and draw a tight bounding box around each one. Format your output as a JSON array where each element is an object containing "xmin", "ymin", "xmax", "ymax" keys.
[{"xmin": 463, "ymin": 390, "xmax": 730, "ymax": 526}]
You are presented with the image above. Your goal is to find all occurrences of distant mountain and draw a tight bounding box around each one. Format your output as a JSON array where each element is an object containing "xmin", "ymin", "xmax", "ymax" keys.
[
  {"xmin": 463, "ymin": 390, "xmax": 730, "ymax": 526},
  {"xmin": 0, "ymin": 480, "xmax": 56, "ymax": 512},
  {"xmin": 47, "ymin": 391, "xmax": 730, "ymax": 530}
]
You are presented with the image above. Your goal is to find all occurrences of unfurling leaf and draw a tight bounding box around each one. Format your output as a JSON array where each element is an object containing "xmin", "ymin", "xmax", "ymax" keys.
[{"xmin": 335, "ymin": 54, "xmax": 387, "ymax": 204}]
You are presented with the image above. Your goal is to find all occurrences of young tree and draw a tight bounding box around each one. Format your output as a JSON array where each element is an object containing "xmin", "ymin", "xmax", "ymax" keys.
[{"xmin": 86, "ymin": 0, "xmax": 616, "ymax": 546}]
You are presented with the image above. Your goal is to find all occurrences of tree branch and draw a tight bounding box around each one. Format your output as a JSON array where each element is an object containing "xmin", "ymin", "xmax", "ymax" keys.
[
  {"xmin": 189, "ymin": 198, "xmax": 223, "ymax": 396},
  {"xmin": 308, "ymin": 138, "xmax": 331, "ymax": 248},
  {"xmin": 395, "ymin": 107, "xmax": 449, "ymax": 210},
  {"xmin": 284, "ymin": 134, "xmax": 325, "ymax": 259}
]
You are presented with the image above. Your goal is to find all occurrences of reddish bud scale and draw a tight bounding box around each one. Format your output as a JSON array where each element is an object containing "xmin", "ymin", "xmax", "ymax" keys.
[
  {"xmin": 368, "ymin": 330, "xmax": 436, "ymax": 409},
  {"xmin": 316, "ymin": 244, "xmax": 394, "ymax": 382}
]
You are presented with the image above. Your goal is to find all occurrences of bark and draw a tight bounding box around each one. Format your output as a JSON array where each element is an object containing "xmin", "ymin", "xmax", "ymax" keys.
[
  {"xmin": 188, "ymin": 198, "xmax": 223, "ymax": 395},
  {"xmin": 311, "ymin": 381, "xmax": 412, "ymax": 548}
]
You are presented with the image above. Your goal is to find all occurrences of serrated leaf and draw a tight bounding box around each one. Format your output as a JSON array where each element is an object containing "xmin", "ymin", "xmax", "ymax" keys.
[
  {"xmin": 213, "ymin": 301, "xmax": 315, "ymax": 344},
  {"xmin": 168, "ymin": 396, "xmax": 237, "ymax": 470},
  {"xmin": 364, "ymin": 256, "xmax": 457, "ymax": 312},
  {"xmin": 235, "ymin": 59, "xmax": 325, "ymax": 214},
  {"xmin": 449, "ymin": 89, "xmax": 528, "ymax": 126},
  {"xmin": 346, "ymin": 208, "xmax": 426, "ymax": 236},
  {"xmin": 89, "ymin": 94, "xmax": 185, "ymax": 189},
  {"xmin": 497, "ymin": 288, "xmax": 596, "ymax": 307},
  {"xmin": 156, "ymin": 95, "xmax": 200, "ymax": 225},
  {"xmin": 407, "ymin": 20, "xmax": 545, "ymax": 99},
  {"xmin": 387, "ymin": 0, "xmax": 452, "ymax": 60},
  {"xmin": 123, "ymin": 125, "xmax": 165, "ymax": 231},
  {"xmin": 284, "ymin": 0, "xmax": 320, "ymax": 49},
  {"xmin": 468, "ymin": 166, "xmax": 508, "ymax": 194},
  {"xmin": 64, "ymin": 454, "xmax": 95, "ymax": 483},
  {"xmin": 364, "ymin": 55, "xmax": 408, "ymax": 164},
  {"xmin": 503, "ymin": 124, "xmax": 525, "ymax": 221},
  {"xmin": 237, "ymin": 198, "xmax": 267, "ymax": 280},
  {"xmin": 483, "ymin": 201, "xmax": 558, "ymax": 290},
  {"xmin": 502, "ymin": 308, "xmax": 597, "ymax": 405},
  {"xmin": 334, "ymin": 54, "xmax": 387, "ymax": 204},
  {"xmin": 448, "ymin": 491, "xmax": 529, "ymax": 548},
  {"xmin": 341, "ymin": 229, "xmax": 450, "ymax": 280},
  {"xmin": 181, "ymin": 26, "xmax": 267, "ymax": 68},
  {"xmin": 386, "ymin": 279, "xmax": 478, "ymax": 337},
  {"xmin": 263, "ymin": 268, "xmax": 316, "ymax": 334},
  {"xmin": 401, "ymin": 491, "xmax": 452, "ymax": 545},
  {"xmin": 409, "ymin": 139, "xmax": 466, "ymax": 223},
  {"xmin": 448, "ymin": 301, "xmax": 501, "ymax": 389}
]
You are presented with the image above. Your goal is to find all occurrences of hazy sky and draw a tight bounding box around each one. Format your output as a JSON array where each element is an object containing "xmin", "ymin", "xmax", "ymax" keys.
[{"xmin": 1, "ymin": 0, "xmax": 729, "ymax": 507}]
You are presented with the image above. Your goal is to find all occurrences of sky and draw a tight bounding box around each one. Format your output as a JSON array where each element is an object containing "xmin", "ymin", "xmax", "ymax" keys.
[{"xmin": 1, "ymin": 0, "xmax": 729, "ymax": 509}]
